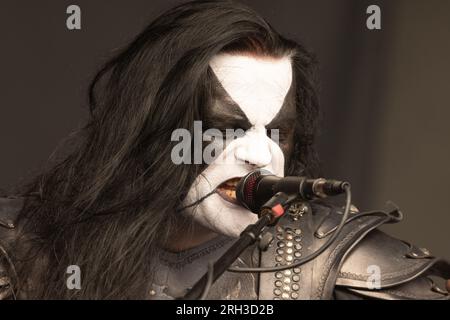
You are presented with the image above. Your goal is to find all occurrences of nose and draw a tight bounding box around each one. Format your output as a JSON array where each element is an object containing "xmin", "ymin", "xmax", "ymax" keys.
[{"xmin": 234, "ymin": 128, "xmax": 272, "ymax": 167}]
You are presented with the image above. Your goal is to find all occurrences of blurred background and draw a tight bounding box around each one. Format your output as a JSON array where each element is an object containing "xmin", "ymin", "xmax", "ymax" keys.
[{"xmin": 0, "ymin": 0, "xmax": 449, "ymax": 258}]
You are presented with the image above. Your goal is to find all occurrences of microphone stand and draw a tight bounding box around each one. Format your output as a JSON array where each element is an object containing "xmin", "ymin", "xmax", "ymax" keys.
[{"xmin": 182, "ymin": 192, "xmax": 290, "ymax": 300}]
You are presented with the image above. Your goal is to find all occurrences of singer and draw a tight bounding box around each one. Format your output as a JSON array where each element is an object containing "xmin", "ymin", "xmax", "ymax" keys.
[{"xmin": 0, "ymin": 1, "xmax": 449, "ymax": 300}]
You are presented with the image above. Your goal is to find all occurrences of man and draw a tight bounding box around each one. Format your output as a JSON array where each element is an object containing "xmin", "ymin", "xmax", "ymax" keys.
[{"xmin": 0, "ymin": 0, "xmax": 448, "ymax": 299}]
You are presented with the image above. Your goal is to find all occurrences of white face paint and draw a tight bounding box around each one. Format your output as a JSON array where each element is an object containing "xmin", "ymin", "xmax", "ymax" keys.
[{"xmin": 182, "ymin": 53, "xmax": 293, "ymax": 237}]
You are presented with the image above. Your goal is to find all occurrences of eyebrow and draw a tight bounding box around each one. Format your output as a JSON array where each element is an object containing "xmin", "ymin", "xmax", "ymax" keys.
[{"xmin": 205, "ymin": 99, "xmax": 252, "ymax": 130}]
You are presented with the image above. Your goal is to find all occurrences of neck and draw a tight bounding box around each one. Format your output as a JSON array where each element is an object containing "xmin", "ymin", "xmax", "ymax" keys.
[{"xmin": 163, "ymin": 217, "xmax": 220, "ymax": 252}]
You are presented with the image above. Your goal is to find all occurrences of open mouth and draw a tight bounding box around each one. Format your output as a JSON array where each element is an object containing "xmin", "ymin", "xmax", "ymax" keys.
[{"xmin": 216, "ymin": 177, "xmax": 241, "ymax": 205}]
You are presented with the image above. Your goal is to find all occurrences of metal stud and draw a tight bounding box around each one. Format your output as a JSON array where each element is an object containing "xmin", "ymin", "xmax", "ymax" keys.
[
  {"xmin": 293, "ymin": 267, "xmax": 301, "ymax": 274},
  {"xmin": 274, "ymin": 288, "xmax": 282, "ymax": 296},
  {"xmin": 276, "ymin": 248, "xmax": 284, "ymax": 255},
  {"xmin": 292, "ymin": 283, "xmax": 300, "ymax": 291},
  {"xmin": 292, "ymin": 275, "xmax": 300, "ymax": 282},
  {"xmin": 283, "ymin": 270, "xmax": 292, "ymax": 276},
  {"xmin": 281, "ymin": 292, "xmax": 289, "ymax": 299},
  {"xmin": 294, "ymin": 252, "xmax": 302, "ymax": 258},
  {"xmin": 286, "ymin": 255, "xmax": 293, "ymax": 262},
  {"xmin": 291, "ymin": 292, "xmax": 299, "ymax": 299},
  {"xmin": 277, "ymin": 241, "xmax": 285, "ymax": 248},
  {"xmin": 275, "ymin": 280, "xmax": 282, "ymax": 287},
  {"xmin": 286, "ymin": 241, "xmax": 293, "ymax": 247},
  {"xmin": 289, "ymin": 202, "xmax": 308, "ymax": 217},
  {"xmin": 275, "ymin": 255, "xmax": 283, "ymax": 262},
  {"xmin": 275, "ymin": 272, "xmax": 283, "ymax": 279}
]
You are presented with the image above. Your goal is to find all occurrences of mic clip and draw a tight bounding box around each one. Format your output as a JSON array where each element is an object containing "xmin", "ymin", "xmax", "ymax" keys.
[{"xmin": 259, "ymin": 192, "xmax": 298, "ymax": 225}]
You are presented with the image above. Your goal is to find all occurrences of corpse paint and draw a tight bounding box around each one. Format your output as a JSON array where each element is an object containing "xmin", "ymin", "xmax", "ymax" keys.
[
  {"xmin": 182, "ymin": 53, "xmax": 296, "ymax": 237},
  {"xmin": 176, "ymin": 304, "xmax": 210, "ymax": 317}
]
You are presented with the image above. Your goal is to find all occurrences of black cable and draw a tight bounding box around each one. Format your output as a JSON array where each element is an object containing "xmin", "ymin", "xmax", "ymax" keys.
[
  {"xmin": 176, "ymin": 189, "xmax": 217, "ymax": 212},
  {"xmin": 199, "ymin": 260, "xmax": 214, "ymax": 300},
  {"xmin": 227, "ymin": 184, "xmax": 352, "ymax": 273}
]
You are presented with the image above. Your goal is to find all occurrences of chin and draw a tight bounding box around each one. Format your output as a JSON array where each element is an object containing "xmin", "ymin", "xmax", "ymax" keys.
[{"xmin": 186, "ymin": 193, "xmax": 259, "ymax": 238}]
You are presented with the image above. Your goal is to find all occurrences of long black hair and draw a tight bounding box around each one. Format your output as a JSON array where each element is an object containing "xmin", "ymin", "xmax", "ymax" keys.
[{"xmin": 14, "ymin": 0, "xmax": 320, "ymax": 299}]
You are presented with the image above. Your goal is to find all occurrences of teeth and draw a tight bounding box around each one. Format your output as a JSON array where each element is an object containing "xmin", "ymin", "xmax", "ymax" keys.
[
  {"xmin": 225, "ymin": 189, "xmax": 236, "ymax": 199},
  {"xmin": 217, "ymin": 177, "xmax": 240, "ymax": 202}
]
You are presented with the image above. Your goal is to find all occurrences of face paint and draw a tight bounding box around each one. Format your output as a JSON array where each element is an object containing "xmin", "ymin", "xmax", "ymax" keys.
[
  {"xmin": 209, "ymin": 54, "xmax": 293, "ymax": 126},
  {"xmin": 182, "ymin": 53, "xmax": 296, "ymax": 237}
]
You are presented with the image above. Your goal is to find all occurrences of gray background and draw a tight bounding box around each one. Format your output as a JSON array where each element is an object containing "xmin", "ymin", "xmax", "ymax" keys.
[{"xmin": 0, "ymin": 0, "xmax": 449, "ymax": 258}]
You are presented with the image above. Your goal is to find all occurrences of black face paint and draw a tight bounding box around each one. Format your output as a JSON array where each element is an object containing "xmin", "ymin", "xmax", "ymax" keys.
[
  {"xmin": 204, "ymin": 71, "xmax": 252, "ymax": 132},
  {"xmin": 266, "ymin": 83, "xmax": 297, "ymax": 161}
]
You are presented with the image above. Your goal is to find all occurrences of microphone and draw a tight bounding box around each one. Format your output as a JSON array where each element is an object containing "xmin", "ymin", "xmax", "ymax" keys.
[{"xmin": 236, "ymin": 169, "xmax": 350, "ymax": 213}]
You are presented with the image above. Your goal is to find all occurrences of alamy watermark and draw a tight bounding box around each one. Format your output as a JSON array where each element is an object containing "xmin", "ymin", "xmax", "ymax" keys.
[
  {"xmin": 66, "ymin": 5, "xmax": 81, "ymax": 30},
  {"xmin": 64, "ymin": 4, "xmax": 380, "ymax": 31},
  {"xmin": 171, "ymin": 121, "xmax": 279, "ymax": 165},
  {"xmin": 66, "ymin": 265, "xmax": 81, "ymax": 290},
  {"xmin": 366, "ymin": 264, "xmax": 381, "ymax": 289},
  {"xmin": 366, "ymin": 5, "xmax": 381, "ymax": 30}
]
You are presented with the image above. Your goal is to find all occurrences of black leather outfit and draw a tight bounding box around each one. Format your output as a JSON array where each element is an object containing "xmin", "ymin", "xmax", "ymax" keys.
[{"xmin": 1, "ymin": 196, "xmax": 449, "ymax": 300}]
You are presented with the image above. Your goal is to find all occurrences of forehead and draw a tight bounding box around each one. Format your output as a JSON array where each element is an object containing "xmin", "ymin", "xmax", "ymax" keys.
[{"xmin": 209, "ymin": 53, "xmax": 293, "ymax": 126}]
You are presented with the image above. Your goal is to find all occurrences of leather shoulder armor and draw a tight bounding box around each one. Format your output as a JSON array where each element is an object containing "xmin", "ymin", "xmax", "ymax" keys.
[
  {"xmin": 0, "ymin": 196, "xmax": 24, "ymax": 299},
  {"xmin": 335, "ymin": 228, "xmax": 450, "ymax": 300},
  {"xmin": 257, "ymin": 200, "xmax": 450, "ymax": 300}
]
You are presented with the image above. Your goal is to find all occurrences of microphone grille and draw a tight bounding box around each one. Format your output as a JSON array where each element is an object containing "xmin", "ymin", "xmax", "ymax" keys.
[{"xmin": 236, "ymin": 169, "xmax": 272, "ymax": 212}]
